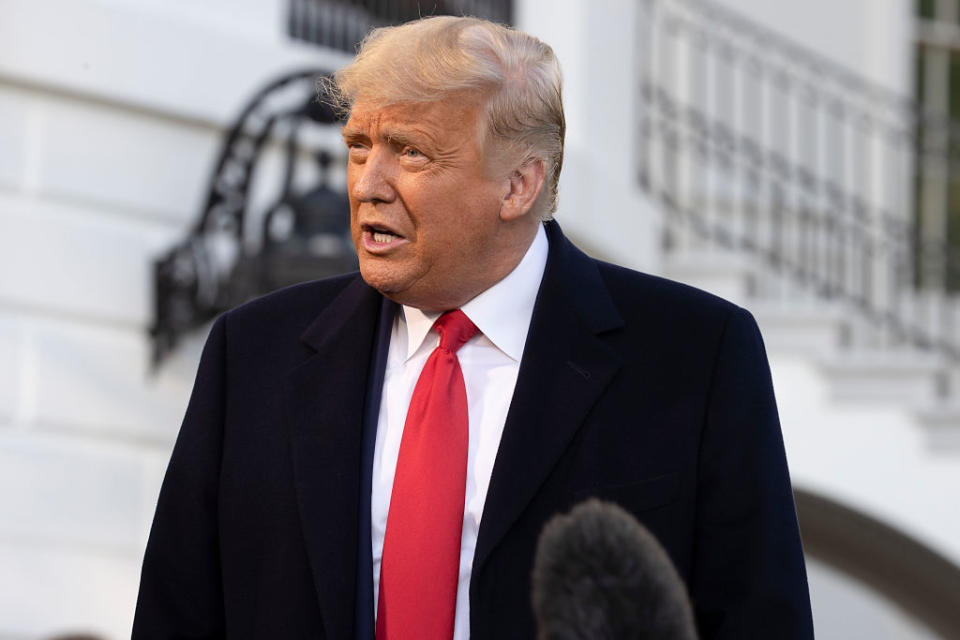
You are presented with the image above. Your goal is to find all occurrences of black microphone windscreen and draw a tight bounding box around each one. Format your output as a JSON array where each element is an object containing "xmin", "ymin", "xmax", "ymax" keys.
[{"xmin": 532, "ymin": 498, "xmax": 698, "ymax": 640}]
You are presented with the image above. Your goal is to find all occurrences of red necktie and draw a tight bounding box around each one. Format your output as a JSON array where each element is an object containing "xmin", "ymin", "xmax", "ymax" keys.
[{"xmin": 377, "ymin": 310, "xmax": 479, "ymax": 640}]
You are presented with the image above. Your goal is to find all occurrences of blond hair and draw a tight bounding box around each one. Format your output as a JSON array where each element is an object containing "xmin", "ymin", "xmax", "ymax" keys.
[{"xmin": 325, "ymin": 16, "xmax": 565, "ymax": 219}]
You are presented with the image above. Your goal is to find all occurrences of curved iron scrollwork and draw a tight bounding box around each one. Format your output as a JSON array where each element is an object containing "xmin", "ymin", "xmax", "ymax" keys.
[{"xmin": 151, "ymin": 69, "xmax": 355, "ymax": 365}]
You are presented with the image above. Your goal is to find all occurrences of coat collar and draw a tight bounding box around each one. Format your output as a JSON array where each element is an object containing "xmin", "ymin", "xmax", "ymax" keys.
[{"xmin": 472, "ymin": 220, "xmax": 624, "ymax": 573}]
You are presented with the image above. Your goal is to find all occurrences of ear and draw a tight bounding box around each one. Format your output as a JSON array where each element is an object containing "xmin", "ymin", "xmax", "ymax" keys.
[{"xmin": 500, "ymin": 157, "xmax": 546, "ymax": 222}]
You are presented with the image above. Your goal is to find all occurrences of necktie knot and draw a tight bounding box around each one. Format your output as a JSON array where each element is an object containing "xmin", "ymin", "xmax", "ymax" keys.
[{"xmin": 434, "ymin": 310, "xmax": 478, "ymax": 353}]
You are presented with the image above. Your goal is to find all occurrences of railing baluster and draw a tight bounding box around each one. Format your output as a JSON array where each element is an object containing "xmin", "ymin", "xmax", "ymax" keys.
[
  {"xmin": 637, "ymin": 0, "xmax": 960, "ymax": 364},
  {"xmin": 742, "ymin": 53, "xmax": 762, "ymax": 255},
  {"xmin": 716, "ymin": 39, "xmax": 737, "ymax": 251}
]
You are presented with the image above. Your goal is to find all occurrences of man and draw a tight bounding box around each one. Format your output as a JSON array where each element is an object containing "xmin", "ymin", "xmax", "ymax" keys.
[{"xmin": 134, "ymin": 16, "xmax": 813, "ymax": 640}]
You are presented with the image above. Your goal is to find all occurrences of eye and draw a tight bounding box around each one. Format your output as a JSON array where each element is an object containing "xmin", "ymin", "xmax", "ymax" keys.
[{"xmin": 402, "ymin": 147, "xmax": 423, "ymax": 159}]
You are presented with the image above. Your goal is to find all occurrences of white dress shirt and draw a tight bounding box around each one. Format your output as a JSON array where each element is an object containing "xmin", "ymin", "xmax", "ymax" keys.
[{"xmin": 371, "ymin": 224, "xmax": 548, "ymax": 639}]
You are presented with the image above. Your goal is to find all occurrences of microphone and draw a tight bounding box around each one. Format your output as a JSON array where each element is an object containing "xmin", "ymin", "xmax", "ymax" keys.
[{"xmin": 532, "ymin": 498, "xmax": 698, "ymax": 640}]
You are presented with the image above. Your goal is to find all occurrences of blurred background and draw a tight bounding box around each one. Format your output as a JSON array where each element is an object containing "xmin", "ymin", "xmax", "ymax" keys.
[{"xmin": 1, "ymin": 0, "xmax": 959, "ymax": 637}]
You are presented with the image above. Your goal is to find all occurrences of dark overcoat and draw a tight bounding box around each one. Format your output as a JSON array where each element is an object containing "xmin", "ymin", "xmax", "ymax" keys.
[{"xmin": 133, "ymin": 221, "xmax": 814, "ymax": 639}]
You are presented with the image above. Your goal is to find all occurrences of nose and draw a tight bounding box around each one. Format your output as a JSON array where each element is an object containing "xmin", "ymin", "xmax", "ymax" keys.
[{"xmin": 350, "ymin": 146, "xmax": 396, "ymax": 204}]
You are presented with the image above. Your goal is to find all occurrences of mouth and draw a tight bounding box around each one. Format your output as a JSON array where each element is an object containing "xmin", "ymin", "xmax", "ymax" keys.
[{"xmin": 360, "ymin": 222, "xmax": 408, "ymax": 252}]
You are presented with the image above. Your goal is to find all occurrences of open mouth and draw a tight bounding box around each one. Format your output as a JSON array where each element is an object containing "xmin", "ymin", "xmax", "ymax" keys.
[{"xmin": 362, "ymin": 223, "xmax": 405, "ymax": 248}]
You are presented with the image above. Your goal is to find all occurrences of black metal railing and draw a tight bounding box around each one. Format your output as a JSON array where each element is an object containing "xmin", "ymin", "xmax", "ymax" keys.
[
  {"xmin": 288, "ymin": 0, "xmax": 513, "ymax": 52},
  {"xmin": 637, "ymin": 0, "xmax": 960, "ymax": 359}
]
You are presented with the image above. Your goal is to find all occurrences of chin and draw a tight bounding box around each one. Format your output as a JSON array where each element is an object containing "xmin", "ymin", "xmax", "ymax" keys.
[
  {"xmin": 358, "ymin": 264, "xmax": 403, "ymax": 298},
  {"xmin": 357, "ymin": 263, "xmax": 462, "ymax": 310}
]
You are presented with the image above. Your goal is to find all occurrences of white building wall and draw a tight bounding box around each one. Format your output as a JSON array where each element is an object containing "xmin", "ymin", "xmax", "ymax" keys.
[
  {"xmin": 517, "ymin": 0, "xmax": 662, "ymax": 274},
  {"xmin": 716, "ymin": 0, "xmax": 915, "ymax": 96},
  {"xmin": 0, "ymin": 1, "xmax": 350, "ymax": 637},
  {"xmin": 773, "ymin": 353, "xmax": 960, "ymax": 573}
]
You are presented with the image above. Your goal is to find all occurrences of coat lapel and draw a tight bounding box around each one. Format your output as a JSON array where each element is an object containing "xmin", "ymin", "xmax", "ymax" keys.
[
  {"xmin": 473, "ymin": 222, "xmax": 625, "ymax": 573},
  {"xmin": 286, "ymin": 275, "xmax": 383, "ymax": 640}
]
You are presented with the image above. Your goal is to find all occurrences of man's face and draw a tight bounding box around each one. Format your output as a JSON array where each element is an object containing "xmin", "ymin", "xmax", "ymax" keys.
[{"xmin": 342, "ymin": 94, "xmax": 517, "ymax": 311}]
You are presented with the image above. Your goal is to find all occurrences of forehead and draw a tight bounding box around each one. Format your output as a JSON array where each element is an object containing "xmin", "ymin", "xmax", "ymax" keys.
[{"xmin": 342, "ymin": 95, "xmax": 484, "ymax": 143}]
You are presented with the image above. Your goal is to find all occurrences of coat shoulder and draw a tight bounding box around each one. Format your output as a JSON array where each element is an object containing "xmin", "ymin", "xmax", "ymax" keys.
[
  {"xmin": 593, "ymin": 259, "xmax": 744, "ymax": 333},
  {"xmin": 221, "ymin": 272, "xmax": 363, "ymax": 335},
  {"xmin": 207, "ymin": 272, "xmax": 378, "ymax": 369}
]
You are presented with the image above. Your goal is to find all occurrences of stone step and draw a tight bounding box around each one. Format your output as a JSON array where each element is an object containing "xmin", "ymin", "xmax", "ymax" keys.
[
  {"xmin": 913, "ymin": 404, "xmax": 960, "ymax": 450},
  {"xmin": 818, "ymin": 351, "xmax": 947, "ymax": 407},
  {"xmin": 663, "ymin": 247, "xmax": 960, "ymax": 425},
  {"xmin": 750, "ymin": 301, "xmax": 850, "ymax": 358}
]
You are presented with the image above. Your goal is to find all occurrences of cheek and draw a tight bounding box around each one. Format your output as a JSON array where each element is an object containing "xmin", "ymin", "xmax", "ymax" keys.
[
  {"xmin": 347, "ymin": 203, "xmax": 361, "ymax": 239},
  {"xmin": 346, "ymin": 165, "xmax": 356, "ymax": 193},
  {"xmin": 406, "ymin": 176, "xmax": 499, "ymax": 243}
]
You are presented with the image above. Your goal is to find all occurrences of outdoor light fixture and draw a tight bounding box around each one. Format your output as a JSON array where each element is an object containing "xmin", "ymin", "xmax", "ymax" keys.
[{"xmin": 151, "ymin": 69, "xmax": 355, "ymax": 365}]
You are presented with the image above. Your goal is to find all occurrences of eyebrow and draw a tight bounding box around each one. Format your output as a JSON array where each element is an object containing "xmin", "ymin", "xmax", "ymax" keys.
[
  {"xmin": 340, "ymin": 125, "xmax": 367, "ymax": 143},
  {"xmin": 341, "ymin": 123, "xmax": 436, "ymax": 151},
  {"xmin": 383, "ymin": 130, "xmax": 425, "ymax": 149}
]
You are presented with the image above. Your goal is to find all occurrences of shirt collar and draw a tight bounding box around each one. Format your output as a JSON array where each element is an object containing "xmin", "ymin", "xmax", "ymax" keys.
[{"xmin": 399, "ymin": 223, "xmax": 549, "ymax": 362}]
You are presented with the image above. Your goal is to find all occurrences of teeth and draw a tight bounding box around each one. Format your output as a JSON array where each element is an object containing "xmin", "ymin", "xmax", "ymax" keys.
[{"xmin": 372, "ymin": 231, "xmax": 397, "ymax": 243}]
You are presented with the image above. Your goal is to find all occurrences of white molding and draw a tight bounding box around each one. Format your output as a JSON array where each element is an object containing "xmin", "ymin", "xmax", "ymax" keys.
[{"xmin": 0, "ymin": 0, "xmax": 353, "ymax": 127}]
